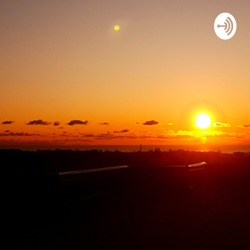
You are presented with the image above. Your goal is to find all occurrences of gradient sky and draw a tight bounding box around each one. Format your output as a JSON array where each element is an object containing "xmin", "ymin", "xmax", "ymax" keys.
[{"xmin": 1, "ymin": 0, "xmax": 250, "ymax": 149}]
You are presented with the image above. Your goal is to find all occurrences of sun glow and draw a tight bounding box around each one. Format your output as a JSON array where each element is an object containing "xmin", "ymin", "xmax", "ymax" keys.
[
  {"xmin": 195, "ymin": 113, "xmax": 211, "ymax": 129},
  {"xmin": 114, "ymin": 25, "xmax": 120, "ymax": 31}
]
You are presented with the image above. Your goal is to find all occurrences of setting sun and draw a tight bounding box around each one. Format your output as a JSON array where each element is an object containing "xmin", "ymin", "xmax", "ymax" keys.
[{"xmin": 195, "ymin": 113, "xmax": 211, "ymax": 129}]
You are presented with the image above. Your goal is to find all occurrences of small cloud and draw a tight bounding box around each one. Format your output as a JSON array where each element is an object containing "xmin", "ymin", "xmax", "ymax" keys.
[
  {"xmin": 68, "ymin": 120, "xmax": 88, "ymax": 126},
  {"xmin": 143, "ymin": 120, "xmax": 159, "ymax": 126},
  {"xmin": 113, "ymin": 129, "xmax": 129, "ymax": 133},
  {"xmin": 2, "ymin": 121, "xmax": 14, "ymax": 125},
  {"xmin": 99, "ymin": 122, "xmax": 109, "ymax": 125},
  {"xmin": 239, "ymin": 124, "xmax": 250, "ymax": 128},
  {"xmin": 168, "ymin": 122, "xmax": 173, "ymax": 126},
  {"xmin": 4, "ymin": 130, "xmax": 10, "ymax": 133},
  {"xmin": 0, "ymin": 131, "xmax": 38, "ymax": 136},
  {"xmin": 53, "ymin": 121, "xmax": 60, "ymax": 126},
  {"xmin": 213, "ymin": 122, "xmax": 230, "ymax": 128},
  {"xmin": 26, "ymin": 119, "xmax": 51, "ymax": 125},
  {"xmin": 83, "ymin": 133, "xmax": 95, "ymax": 137}
]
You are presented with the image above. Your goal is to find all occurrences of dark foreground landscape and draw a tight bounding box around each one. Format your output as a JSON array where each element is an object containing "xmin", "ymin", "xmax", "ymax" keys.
[{"xmin": 1, "ymin": 149, "xmax": 250, "ymax": 249}]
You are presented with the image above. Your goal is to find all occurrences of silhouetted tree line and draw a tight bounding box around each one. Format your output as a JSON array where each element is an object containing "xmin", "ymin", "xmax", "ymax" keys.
[{"xmin": 1, "ymin": 148, "xmax": 250, "ymax": 174}]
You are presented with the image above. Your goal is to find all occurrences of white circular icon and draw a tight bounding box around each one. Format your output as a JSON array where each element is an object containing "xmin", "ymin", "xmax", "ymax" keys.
[{"xmin": 214, "ymin": 13, "xmax": 237, "ymax": 40}]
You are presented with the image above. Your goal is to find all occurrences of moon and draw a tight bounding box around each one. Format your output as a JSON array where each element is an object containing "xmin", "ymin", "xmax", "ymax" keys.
[{"xmin": 114, "ymin": 25, "xmax": 120, "ymax": 31}]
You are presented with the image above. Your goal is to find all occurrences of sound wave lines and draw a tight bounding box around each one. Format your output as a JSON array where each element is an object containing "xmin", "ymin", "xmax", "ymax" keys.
[
  {"xmin": 214, "ymin": 13, "xmax": 237, "ymax": 40},
  {"xmin": 217, "ymin": 17, "xmax": 233, "ymax": 36}
]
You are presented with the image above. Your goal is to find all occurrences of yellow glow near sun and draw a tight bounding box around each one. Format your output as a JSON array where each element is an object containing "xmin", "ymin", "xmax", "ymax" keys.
[
  {"xmin": 195, "ymin": 113, "xmax": 211, "ymax": 129},
  {"xmin": 114, "ymin": 25, "xmax": 120, "ymax": 31}
]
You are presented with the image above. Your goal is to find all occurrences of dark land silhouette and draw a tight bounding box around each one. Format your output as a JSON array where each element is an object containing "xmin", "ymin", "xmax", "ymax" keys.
[{"xmin": 1, "ymin": 149, "xmax": 250, "ymax": 249}]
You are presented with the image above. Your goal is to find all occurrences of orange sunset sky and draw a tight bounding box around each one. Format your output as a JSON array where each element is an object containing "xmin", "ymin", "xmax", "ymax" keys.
[{"xmin": 1, "ymin": 0, "xmax": 250, "ymax": 149}]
